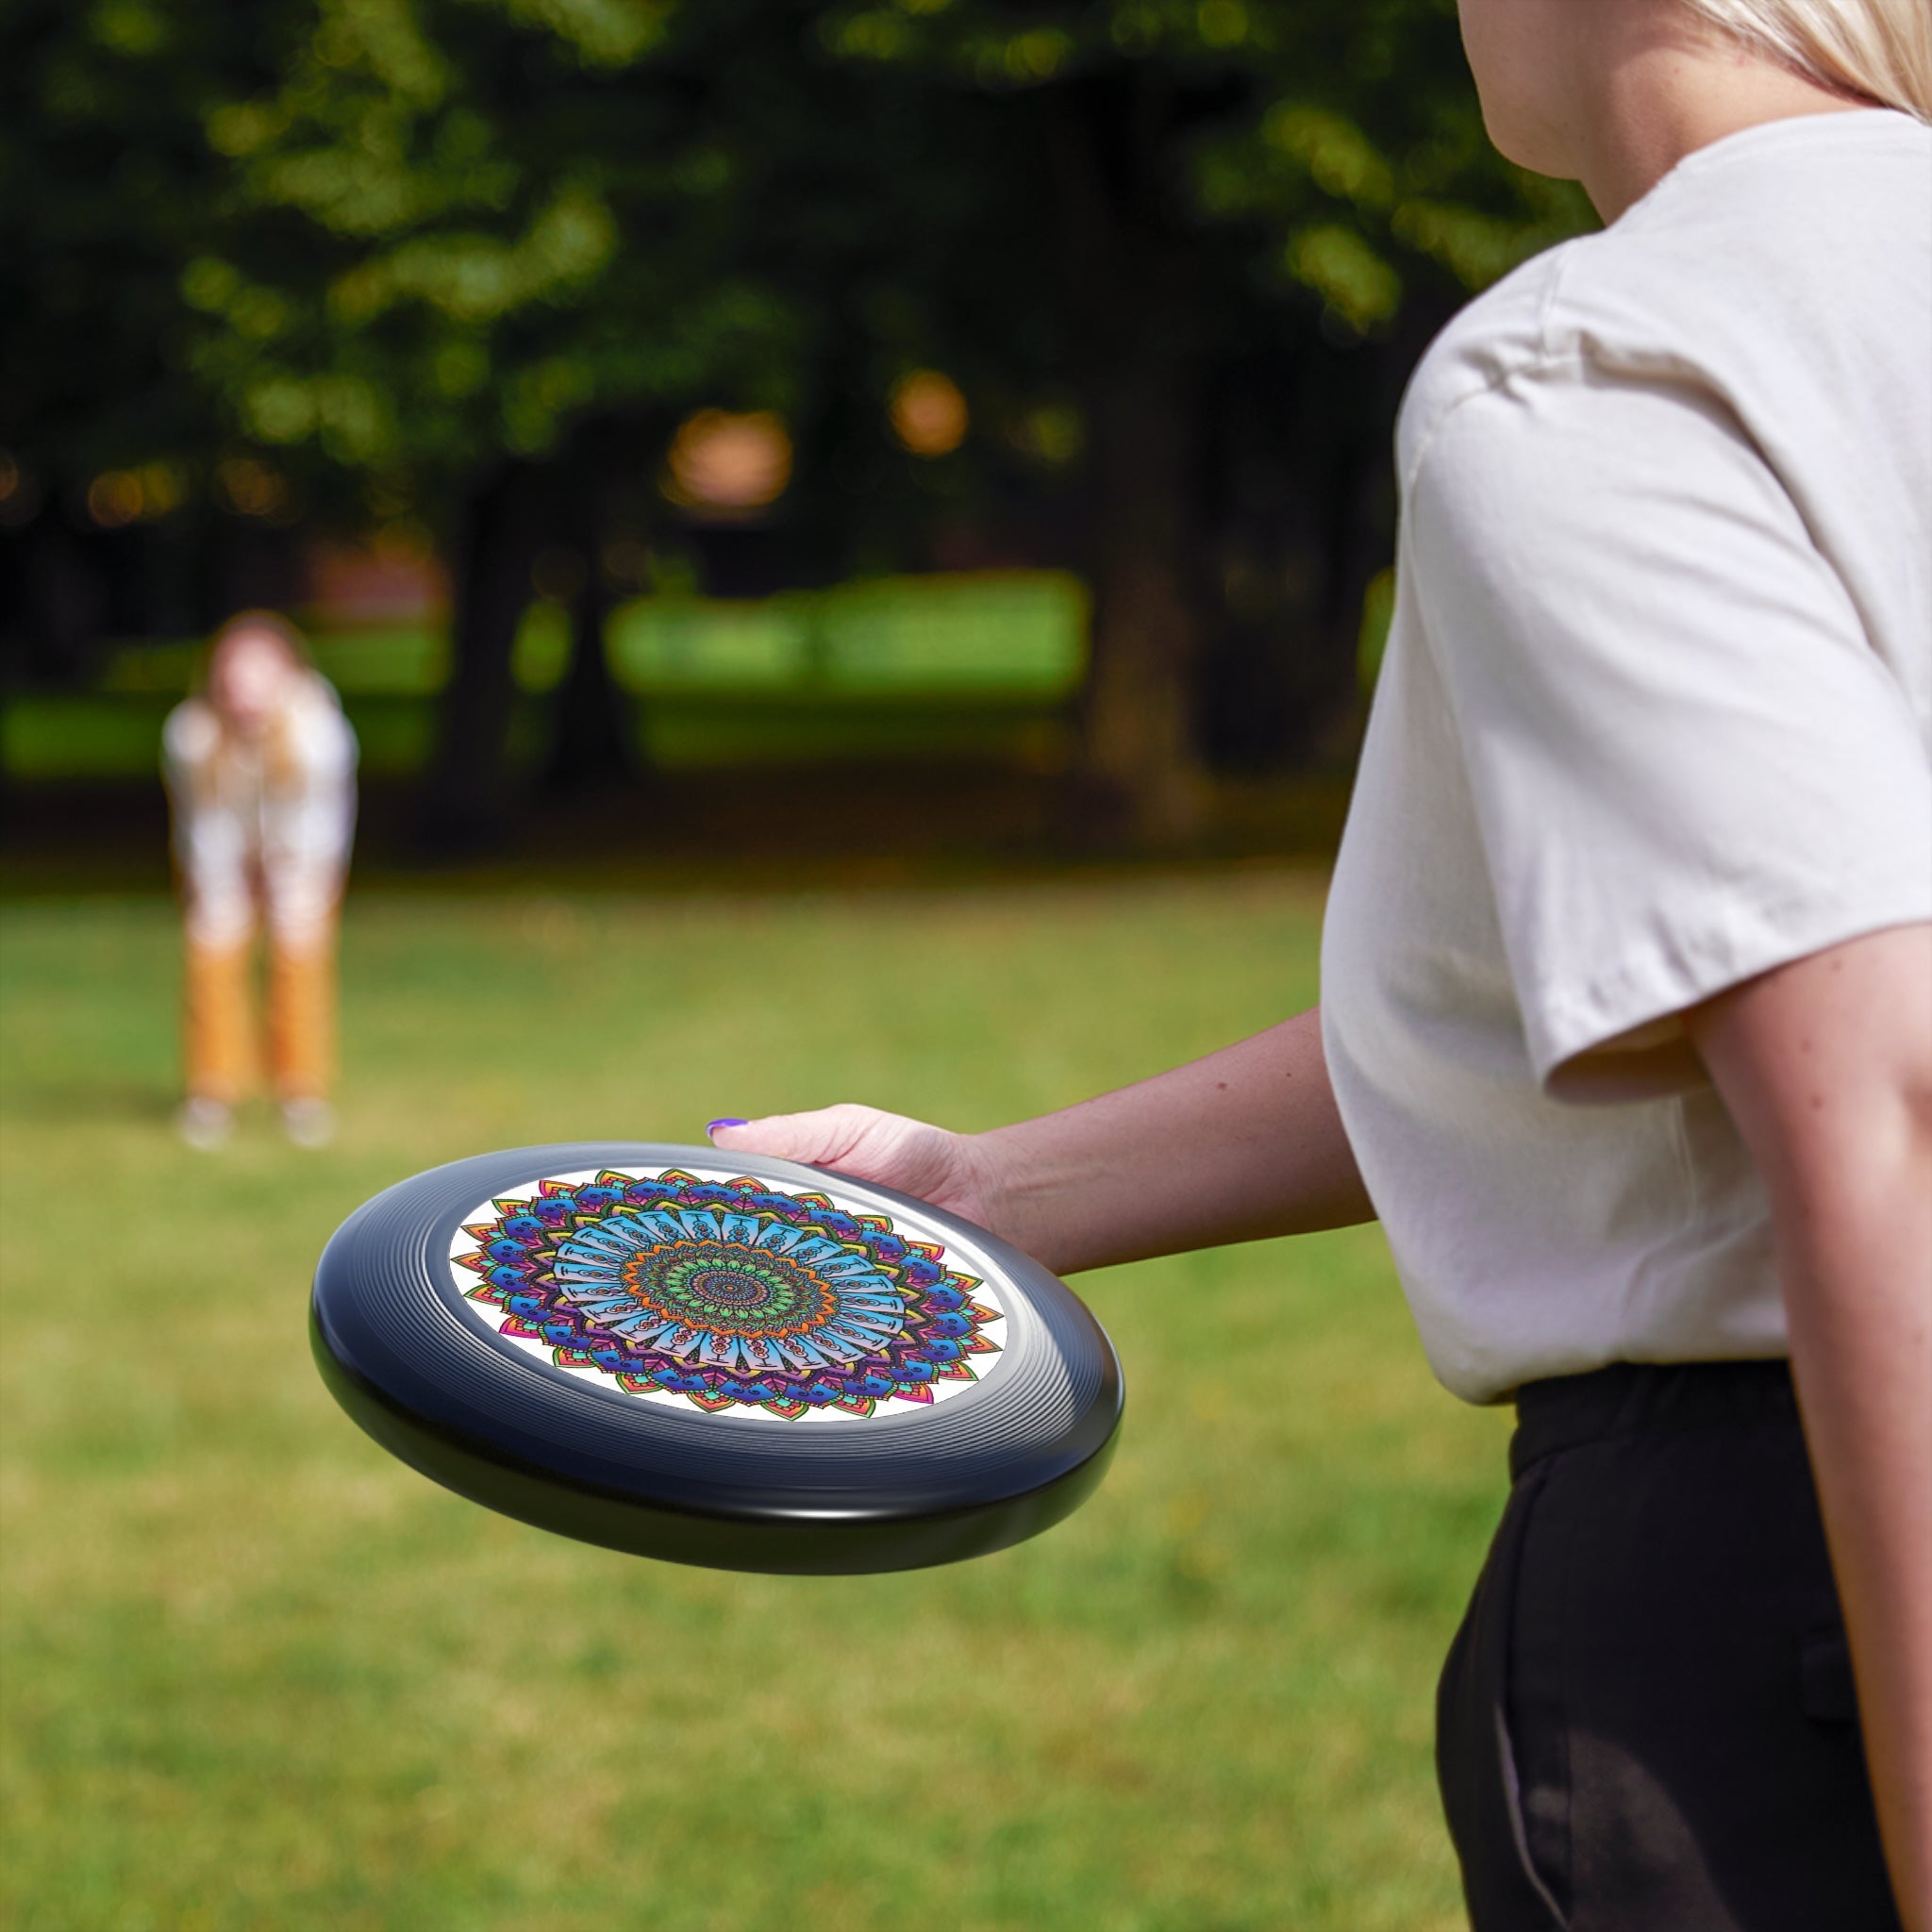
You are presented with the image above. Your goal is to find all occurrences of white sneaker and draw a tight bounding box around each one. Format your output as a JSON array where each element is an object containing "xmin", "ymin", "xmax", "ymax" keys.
[
  {"xmin": 280, "ymin": 1097, "xmax": 337, "ymax": 1149},
  {"xmin": 175, "ymin": 1096, "xmax": 233, "ymax": 1151}
]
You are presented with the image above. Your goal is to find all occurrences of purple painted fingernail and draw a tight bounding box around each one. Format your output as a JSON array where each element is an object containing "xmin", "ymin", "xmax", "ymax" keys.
[{"xmin": 707, "ymin": 1118, "xmax": 748, "ymax": 1136}]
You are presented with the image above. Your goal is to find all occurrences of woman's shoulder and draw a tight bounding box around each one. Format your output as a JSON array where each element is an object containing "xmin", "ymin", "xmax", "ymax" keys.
[
  {"xmin": 1399, "ymin": 110, "xmax": 1931, "ymax": 490},
  {"xmin": 162, "ymin": 696, "xmax": 221, "ymax": 768},
  {"xmin": 291, "ymin": 667, "xmax": 346, "ymax": 716},
  {"xmin": 1395, "ymin": 243, "xmax": 1583, "ymax": 484},
  {"xmin": 283, "ymin": 673, "xmax": 358, "ymax": 768}
]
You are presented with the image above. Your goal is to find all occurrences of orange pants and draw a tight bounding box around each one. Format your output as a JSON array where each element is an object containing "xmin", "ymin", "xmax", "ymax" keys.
[{"xmin": 184, "ymin": 923, "xmax": 337, "ymax": 1105}]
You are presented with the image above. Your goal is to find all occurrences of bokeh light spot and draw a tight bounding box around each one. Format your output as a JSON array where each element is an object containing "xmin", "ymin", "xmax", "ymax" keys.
[
  {"xmin": 86, "ymin": 473, "xmax": 145, "ymax": 529},
  {"xmin": 890, "ymin": 371, "xmax": 969, "ymax": 458},
  {"xmin": 662, "ymin": 409, "xmax": 792, "ymax": 515},
  {"xmin": 214, "ymin": 458, "xmax": 292, "ymax": 522}
]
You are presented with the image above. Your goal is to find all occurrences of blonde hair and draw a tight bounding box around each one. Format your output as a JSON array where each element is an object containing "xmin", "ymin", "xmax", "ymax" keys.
[{"xmin": 1682, "ymin": 0, "xmax": 1932, "ymax": 120}]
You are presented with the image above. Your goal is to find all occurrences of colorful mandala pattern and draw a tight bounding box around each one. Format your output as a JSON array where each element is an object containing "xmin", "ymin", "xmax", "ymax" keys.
[{"xmin": 451, "ymin": 1168, "xmax": 1005, "ymax": 1422}]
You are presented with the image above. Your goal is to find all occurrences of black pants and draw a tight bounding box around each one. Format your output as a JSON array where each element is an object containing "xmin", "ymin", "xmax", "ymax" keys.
[{"xmin": 1436, "ymin": 1360, "xmax": 1901, "ymax": 1932}]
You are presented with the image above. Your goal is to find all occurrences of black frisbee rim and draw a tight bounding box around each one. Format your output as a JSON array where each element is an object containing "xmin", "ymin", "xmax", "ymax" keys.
[{"xmin": 310, "ymin": 1141, "xmax": 1124, "ymax": 1574}]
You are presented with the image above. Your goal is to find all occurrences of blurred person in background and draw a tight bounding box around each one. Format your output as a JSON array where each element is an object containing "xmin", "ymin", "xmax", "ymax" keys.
[
  {"xmin": 163, "ymin": 611, "xmax": 358, "ymax": 1151},
  {"xmin": 709, "ymin": 0, "xmax": 1932, "ymax": 1926}
]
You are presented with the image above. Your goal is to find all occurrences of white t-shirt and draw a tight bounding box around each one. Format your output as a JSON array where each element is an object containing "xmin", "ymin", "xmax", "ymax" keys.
[
  {"xmin": 1322, "ymin": 109, "xmax": 1932, "ymax": 1405},
  {"xmin": 164, "ymin": 672, "xmax": 358, "ymax": 950}
]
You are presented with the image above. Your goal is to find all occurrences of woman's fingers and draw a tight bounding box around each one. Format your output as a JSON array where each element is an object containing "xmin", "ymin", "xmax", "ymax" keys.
[
  {"xmin": 708, "ymin": 1105, "xmax": 879, "ymax": 1167},
  {"xmin": 707, "ymin": 1105, "xmax": 980, "ymax": 1215}
]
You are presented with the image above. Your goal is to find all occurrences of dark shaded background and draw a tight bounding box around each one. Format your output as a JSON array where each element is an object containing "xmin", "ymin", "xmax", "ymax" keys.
[{"xmin": 1, "ymin": 0, "xmax": 1593, "ymax": 876}]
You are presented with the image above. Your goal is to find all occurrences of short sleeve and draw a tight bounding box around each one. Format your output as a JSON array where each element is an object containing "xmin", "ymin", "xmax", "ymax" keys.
[{"xmin": 1408, "ymin": 363, "xmax": 1932, "ymax": 1096}]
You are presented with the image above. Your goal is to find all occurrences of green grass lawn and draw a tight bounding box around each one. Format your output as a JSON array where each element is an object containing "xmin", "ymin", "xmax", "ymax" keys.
[
  {"xmin": 0, "ymin": 874, "xmax": 1507, "ymax": 1932},
  {"xmin": 2, "ymin": 573, "xmax": 1090, "ymax": 781}
]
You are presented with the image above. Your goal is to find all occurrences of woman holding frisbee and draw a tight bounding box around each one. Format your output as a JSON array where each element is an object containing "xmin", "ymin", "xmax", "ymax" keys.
[
  {"xmin": 710, "ymin": 0, "xmax": 1931, "ymax": 1924},
  {"xmin": 164, "ymin": 611, "xmax": 358, "ymax": 1150}
]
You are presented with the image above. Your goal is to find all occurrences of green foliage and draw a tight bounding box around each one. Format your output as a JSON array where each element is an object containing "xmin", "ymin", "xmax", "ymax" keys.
[
  {"xmin": 2, "ymin": 1, "xmax": 270, "ymax": 485},
  {"xmin": 0, "ymin": 878, "xmax": 1509, "ymax": 1929},
  {"xmin": 167, "ymin": 0, "xmax": 814, "ymax": 498},
  {"xmin": 807, "ymin": 0, "xmax": 1591, "ymax": 326},
  {"xmin": 6, "ymin": 0, "xmax": 1592, "ymax": 523}
]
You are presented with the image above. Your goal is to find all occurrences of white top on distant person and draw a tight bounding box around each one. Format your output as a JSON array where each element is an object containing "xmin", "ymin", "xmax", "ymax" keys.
[
  {"xmin": 163, "ymin": 611, "xmax": 358, "ymax": 1149},
  {"xmin": 706, "ymin": 1, "xmax": 1932, "ymax": 1924}
]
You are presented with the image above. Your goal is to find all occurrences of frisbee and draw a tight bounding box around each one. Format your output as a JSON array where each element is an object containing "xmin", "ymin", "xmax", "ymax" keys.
[{"xmin": 310, "ymin": 1142, "xmax": 1123, "ymax": 1574}]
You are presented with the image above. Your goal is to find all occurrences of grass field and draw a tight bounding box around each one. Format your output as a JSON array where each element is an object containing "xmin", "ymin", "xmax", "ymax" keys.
[
  {"xmin": 0, "ymin": 874, "xmax": 1507, "ymax": 1931},
  {"xmin": 1, "ymin": 573, "xmax": 1090, "ymax": 782}
]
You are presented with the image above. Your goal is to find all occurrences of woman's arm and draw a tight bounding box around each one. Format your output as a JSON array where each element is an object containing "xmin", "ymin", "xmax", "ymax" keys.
[
  {"xmin": 709, "ymin": 1005, "xmax": 1374, "ymax": 1276},
  {"xmin": 1689, "ymin": 923, "xmax": 1932, "ymax": 1932}
]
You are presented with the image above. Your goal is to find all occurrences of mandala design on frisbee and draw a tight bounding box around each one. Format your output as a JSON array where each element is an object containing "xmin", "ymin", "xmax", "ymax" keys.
[{"xmin": 450, "ymin": 1169, "xmax": 1006, "ymax": 1422}]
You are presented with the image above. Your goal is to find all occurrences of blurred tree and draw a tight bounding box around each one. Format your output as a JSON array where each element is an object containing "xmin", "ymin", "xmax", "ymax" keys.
[
  {"xmin": 0, "ymin": 0, "xmax": 305, "ymax": 681},
  {"xmin": 4, "ymin": 0, "xmax": 1591, "ymax": 843},
  {"xmin": 163, "ymin": 0, "xmax": 810, "ymax": 843},
  {"xmin": 806, "ymin": 0, "xmax": 1592, "ymax": 834}
]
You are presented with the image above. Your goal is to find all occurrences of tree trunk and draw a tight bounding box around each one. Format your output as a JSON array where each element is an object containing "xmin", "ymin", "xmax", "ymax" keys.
[
  {"xmin": 1080, "ymin": 361, "xmax": 1205, "ymax": 843},
  {"xmin": 416, "ymin": 460, "xmax": 542, "ymax": 858},
  {"xmin": 540, "ymin": 417, "xmax": 658, "ymax": 801},
  {"xmin": 12, "ymin": 508, "xmax": 107, "ymax": 687},
  {"xmin": 541, "ymin": 553, "xmax": 634, "ymax": 799},
  {"xmin": 1045, "ymin": 75, "xmax": 1210, "ymax": 847}
]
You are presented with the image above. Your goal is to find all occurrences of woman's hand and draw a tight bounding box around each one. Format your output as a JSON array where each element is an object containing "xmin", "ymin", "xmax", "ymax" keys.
[{"xmin": 708, "ymin": 1106, "xmax": 1013, "ymax": 1238}]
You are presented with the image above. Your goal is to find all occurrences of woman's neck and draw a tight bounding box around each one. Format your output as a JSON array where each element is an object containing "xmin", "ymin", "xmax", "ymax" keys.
[{"xmin": 1573, "ymin": 15, "xmax": 1875, "ymax": 223}]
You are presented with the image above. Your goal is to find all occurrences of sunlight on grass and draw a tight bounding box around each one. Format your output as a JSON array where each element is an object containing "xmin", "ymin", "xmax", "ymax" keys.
[{"xmin": 0, "ymin": 877, "xmax": 1504, "ymax": 1930}]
